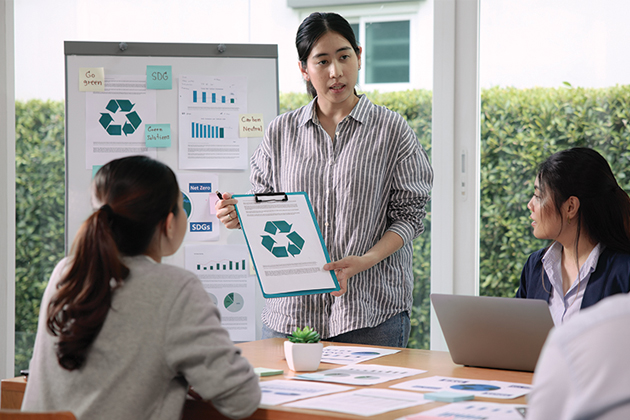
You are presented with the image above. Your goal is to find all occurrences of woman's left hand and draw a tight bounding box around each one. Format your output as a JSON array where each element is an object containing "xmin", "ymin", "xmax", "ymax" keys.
[{"xmin": 324, "ymin": 256, "xmax": 370, "ymax": 297}]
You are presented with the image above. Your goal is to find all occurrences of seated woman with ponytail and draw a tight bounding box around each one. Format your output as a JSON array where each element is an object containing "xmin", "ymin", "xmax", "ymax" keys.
[
  {"xmin": 22, "ymin": 156, "xmax": 260, "ymax": 420},
  {"xmin": 517, "ymin": 147, "xmax": 630, "ymax": 326}
]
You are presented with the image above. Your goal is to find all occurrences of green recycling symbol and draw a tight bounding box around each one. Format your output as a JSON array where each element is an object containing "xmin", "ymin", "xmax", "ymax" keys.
[
  {"xmin": 261, "ymin": 220, "xmax": 305, "ymax": 258},
  {"xmin": 99, "ymin": 99, "xmax": 142, "ymax": 136}
]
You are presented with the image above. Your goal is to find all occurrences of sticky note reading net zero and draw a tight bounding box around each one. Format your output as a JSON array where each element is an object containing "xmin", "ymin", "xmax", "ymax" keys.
[
  {"xmin": 147, "ymin": 65, "xmax": 172, "ymax": 90},
  {"xmin": 79, "ymin": 68, "xmax": 105, "ymax": 92}
]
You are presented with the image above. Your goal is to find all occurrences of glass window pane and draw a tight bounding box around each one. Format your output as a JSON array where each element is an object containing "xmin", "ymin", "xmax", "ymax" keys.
[
  {"xmin": 350, "ymin": 23, "xmax": 359, "ymax": 43},
  {"xmin": 365, "ymin": 20, "xmax": 410, "ymax": 84}
]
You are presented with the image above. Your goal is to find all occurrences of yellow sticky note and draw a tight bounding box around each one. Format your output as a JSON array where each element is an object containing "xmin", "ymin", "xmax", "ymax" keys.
[
  {"xmin": 79, "ymin": 67, "xmax": 105, "ymax": 92},
  {"xmin": 239, "ymin": 113, "xmax": 264, "ymax": 138}
]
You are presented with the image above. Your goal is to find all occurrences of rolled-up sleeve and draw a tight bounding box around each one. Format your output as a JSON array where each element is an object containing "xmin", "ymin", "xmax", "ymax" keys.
[{"xmin": 387, "ymin": 128, "xmax": 433, "ymax": 245}]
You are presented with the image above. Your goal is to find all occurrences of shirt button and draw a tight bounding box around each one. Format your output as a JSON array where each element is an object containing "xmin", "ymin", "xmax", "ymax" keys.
[
  {"xmin": 328, "ymin": 160, "xmax": 333, "ymax": 166},
  {"xmin": 325, "ymin": 222, "xmax": 329, "ymax": 227},
  {"xmin": 335, "ymin": 132, "xmax": 340, "ymax": 137}
]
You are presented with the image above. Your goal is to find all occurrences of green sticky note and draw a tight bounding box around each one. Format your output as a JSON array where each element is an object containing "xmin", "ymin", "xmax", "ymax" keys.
[
  {"xmin": 254, "ymin": 367, "xmax": 284, "ymax": 377},
  {"xmin": 145, "ymin": 124, "xmax": 171, "ymax": 148},
  {"xmin": 92, "ymin": 165, "xmax": 103, "ymax": 179},
  {"xmin": 424, "ymin": 391, "xmax": 474, "ymax": 403},
  {"xmin": 146, "ymin": 65, "xmax": 172, "ymax": 89}
]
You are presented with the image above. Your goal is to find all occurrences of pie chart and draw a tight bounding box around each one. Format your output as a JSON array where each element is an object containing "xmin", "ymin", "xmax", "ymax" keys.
[{"xmin": 224, "ymin": 292, "xmax": 244, "ymax": 312}]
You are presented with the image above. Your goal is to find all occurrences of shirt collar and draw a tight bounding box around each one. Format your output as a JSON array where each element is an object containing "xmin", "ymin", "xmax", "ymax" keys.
[{"xmin": 297, "ymin": 94, "xmax": 370, "ymax": 128}]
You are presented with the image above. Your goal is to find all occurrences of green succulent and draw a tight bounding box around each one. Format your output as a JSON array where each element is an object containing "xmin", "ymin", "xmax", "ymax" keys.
[{"xmin": 288, "ymin": 326, "xmax": 321, "ymax": 343}]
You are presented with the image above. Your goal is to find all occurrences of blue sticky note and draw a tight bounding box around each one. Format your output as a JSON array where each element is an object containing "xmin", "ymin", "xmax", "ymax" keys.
[
  {"xmin": 92, "ymin": 165, "xmax": 103, "ymax": 179},
  {"xmin": 424, "ymin": 391, "xmax": 475, "ymax": 403},
  {"xmin": 145, "ymin": 124, "xmax": 171, "ymax": 148},
  {"xmin": 146, "ymin": 65, "xmax": 172, "ymax": 89}
]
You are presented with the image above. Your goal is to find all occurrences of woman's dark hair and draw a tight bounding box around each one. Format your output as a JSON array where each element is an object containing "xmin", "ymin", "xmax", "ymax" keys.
[
  {"xmin": 537, "ymin": 147, "xmax": 630, "ymax": 254},
  {"xmin": 47, "ymin": 155, "xmax": 180, "ymax": 370},
  {"xmin": 296, "ymin": 12, "xmax": 360, "ymax": 98}
]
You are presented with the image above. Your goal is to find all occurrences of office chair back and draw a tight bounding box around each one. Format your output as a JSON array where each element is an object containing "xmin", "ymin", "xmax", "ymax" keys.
[{"xmin": 0, "ymin": 410, "xmax": 76, "ymax": 420}]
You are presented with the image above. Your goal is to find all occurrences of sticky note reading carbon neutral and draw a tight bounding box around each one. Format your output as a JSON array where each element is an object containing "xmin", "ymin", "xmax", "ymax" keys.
[{"xmin": 239, "ymin": 113, "xmax": 264, "ymax": 137}]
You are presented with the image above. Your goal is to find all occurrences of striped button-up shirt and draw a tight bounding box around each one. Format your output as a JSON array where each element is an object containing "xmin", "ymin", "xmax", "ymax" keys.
[{"xmin": 250, "ymin": 95, "xmax": 433, "ymax": 338}]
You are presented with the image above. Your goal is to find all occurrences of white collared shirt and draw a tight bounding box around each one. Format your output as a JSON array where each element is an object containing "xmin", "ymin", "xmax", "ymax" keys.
[{"xmin": 542, "ymin": 241, "xmax": 603, "ymax": 326}]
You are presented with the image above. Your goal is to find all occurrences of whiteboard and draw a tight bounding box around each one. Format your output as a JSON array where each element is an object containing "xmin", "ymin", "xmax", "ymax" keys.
[{"xmin": 65, "ymin": 41, "xmax": 279, "ymax": 339}]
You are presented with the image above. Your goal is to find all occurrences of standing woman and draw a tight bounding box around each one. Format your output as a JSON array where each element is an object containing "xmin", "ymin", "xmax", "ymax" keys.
[
  {"xmin": 217, "ymin": 12, "xmax": 433, "ymax": 347},
  {"xmin": 517, "ymin": 147, "xmax": 630, "ymax": 325},
  {"xmin": 22, "ymin": 156, "xmax": 260, "ymax": 420}
]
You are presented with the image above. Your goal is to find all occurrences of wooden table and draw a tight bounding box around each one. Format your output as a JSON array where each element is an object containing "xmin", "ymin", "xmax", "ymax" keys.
[{"xmin": 2, "ymin": 338, "xmax": 532, "ymax": 419}]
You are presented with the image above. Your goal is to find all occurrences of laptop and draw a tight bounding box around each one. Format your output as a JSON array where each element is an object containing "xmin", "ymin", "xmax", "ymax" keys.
[{"xmin": 430, "ymin": 293, "xmax": 555, "ymax": 372}]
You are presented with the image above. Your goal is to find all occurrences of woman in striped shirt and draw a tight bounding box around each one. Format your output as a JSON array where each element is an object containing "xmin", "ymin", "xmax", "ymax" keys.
[{"xmin": 217, "ymin": 12, "xmax": 433, "ymax": 347}]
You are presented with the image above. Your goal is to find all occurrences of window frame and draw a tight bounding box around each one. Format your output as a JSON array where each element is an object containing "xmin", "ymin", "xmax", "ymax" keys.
[{"xmin": 351, "ymin": 13, "xmax": 417, "ymax": 90}]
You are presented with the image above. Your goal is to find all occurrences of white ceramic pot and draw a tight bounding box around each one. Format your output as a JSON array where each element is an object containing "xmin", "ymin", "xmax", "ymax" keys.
[{"xmin": 284, "ymin": 340, "xmax": 323, "ymax": 372}]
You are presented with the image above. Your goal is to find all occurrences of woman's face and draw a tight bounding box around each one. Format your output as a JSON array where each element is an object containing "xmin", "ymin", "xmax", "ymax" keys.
[
  {"xmin": 299, "ymin": 31, "xmax": 362, "ymax": 110},
  {"xmin": 527, "ymin": 178, "xmax": 563, "ymax": 240}
]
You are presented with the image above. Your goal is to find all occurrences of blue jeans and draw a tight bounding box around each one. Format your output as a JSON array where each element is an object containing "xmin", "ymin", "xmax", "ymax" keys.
[{"xmin": 261, "ymin": 312, "xmax": 411, "ymax": 348}]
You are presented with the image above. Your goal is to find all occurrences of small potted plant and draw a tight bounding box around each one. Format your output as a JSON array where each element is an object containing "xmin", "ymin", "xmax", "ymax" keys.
[{"xmin": 284, "ymin": 326, "xmax": 323, "ymax": 372}]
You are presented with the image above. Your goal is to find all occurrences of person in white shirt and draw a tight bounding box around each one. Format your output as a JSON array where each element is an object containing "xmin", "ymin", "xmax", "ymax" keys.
[{"xmin": 527, "ymin": 292, "xmax": 630, "ymax": 420}]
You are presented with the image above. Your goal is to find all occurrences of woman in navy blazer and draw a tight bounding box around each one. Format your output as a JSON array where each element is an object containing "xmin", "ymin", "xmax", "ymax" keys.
[{"xmin": 516, "ymin": 147, "xmax": 630, "ymax": 325}]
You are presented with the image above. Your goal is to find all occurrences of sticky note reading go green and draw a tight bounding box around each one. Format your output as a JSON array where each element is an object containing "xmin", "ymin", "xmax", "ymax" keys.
[
  {"xmin": 146, "ymin": 65, "xmax": 172, "ymax": 89},
  {"xmin": 145, "ymin": 124, "xmax": 171, "ymax": 148}
]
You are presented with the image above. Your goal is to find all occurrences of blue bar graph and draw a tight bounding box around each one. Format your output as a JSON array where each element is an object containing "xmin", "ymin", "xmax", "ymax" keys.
[
  {"xmin": 193, "ymin": 91, "xmax": 197, "ymax": 103},
  {"xmin": 202, "ymin": 92, "xmax": 206, "ymax": 103},
  {"xmin": 212, "ymin": 93, "xmax": 216, "ymax": 103},
  {"xmin": 191, "ymin": 122, "xmax": 225, "ymax": 138}
]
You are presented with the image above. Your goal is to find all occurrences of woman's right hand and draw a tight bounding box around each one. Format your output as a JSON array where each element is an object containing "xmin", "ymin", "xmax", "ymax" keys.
[{"xmin": 215, "ymin": 192, "xmax": 240, "ymax": 229}]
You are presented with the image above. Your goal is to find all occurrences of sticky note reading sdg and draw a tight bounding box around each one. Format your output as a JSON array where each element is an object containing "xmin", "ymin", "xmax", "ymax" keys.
[
  {"xmin": 145, "ymin": 124, "xmax": 171, "ymax": 148},
  {"xmin": 146, "ymin": 65, "xmax": 172, "ymax": 89}
]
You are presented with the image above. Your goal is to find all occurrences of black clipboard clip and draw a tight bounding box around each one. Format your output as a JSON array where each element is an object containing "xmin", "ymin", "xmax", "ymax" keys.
[{"xmin": 255, "ymin": 192, "xmax": 288, "ymax": 203}]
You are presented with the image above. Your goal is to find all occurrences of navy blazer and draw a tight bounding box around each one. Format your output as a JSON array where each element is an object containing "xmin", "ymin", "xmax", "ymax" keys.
[{"xmin": 516, "ymin": 246, "xmax": 630, "ymax": 309}]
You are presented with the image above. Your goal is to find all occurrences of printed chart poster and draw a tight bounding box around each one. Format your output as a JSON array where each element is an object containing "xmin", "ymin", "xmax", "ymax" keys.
[
  {"xmin": 178, "ymin": 75, "xmax": 248, "ymax": 169},
  {"xmin": 391, "ymin": 376, "xmax": 532, "ymax": 400},
  {"xmin": 177, "ymin": 172, "xmax": 219, "ymax": 241},
  {"xmin": 184, "ymin": 243, "xmax": 255, "ymax": 341},
  {"xmin": 85, "ymin": 75, "xmax": 157, "ymax": 169}
]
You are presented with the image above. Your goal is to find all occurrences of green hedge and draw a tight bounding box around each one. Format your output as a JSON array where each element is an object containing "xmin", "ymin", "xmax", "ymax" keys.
[
  {"xmin": 14, "ymin": 100, "xmax": 66, "ymax": 375},
  {"xmin": 15, "ymin": 85, "xmax": 630, "ymax": 374}
]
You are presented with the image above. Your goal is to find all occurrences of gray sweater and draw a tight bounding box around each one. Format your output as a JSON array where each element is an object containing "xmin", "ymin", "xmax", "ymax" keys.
[{"xmin": 22, "ymin": 255, "xmax": 260, "ymax": 419}]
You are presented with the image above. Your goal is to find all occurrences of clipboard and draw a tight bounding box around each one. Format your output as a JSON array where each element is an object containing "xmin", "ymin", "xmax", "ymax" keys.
[{"xmin": 233, "ymin": 192, "xmax": 339, "ymax": 298}]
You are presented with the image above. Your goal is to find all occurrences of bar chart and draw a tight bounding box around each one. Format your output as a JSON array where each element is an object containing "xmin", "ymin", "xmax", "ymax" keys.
[
  {"xmin": 196, "ymin": 258, "xmax": 247, "ymax": 271},
  {"xmin": 191, "ymin": 121, "xmax": 225, "ymax": 138},
  {"xmin": 192, "ymin": 90, "xmax": 236, "ymax": 105}
]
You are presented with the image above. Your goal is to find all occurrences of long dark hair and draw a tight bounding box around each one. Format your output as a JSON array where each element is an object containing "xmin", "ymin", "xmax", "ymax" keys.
[
  {"xmin": 537, "ymin": 147, "xmax": 630, "ymax": 254},
  {"xmin": 296, "ymin": 12, "xmax": 360, "ymax": 98},
  {"xmin": 47, "ymin": 156, "xmax": 180, "ymax": 370}
]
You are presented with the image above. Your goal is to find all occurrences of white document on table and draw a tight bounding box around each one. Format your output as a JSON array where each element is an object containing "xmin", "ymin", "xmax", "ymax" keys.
[
  {"xmin": 321, "ymin": 346, "xmax": 400, "ymax": 364},
  {"xmin": 285, "ymin": 388, "xmax": 431, "ymax": 416},
  {"xmin": 390, "ymin": 376, "xmax": 532, "ymax": 399},
  {"xmin": 259, "ymin": 380, "xmax": 352, "ymax": 406},
  {"xmin": 233, "ymin": 192, "xmax": 339, "ymax": 298},
  {"xmin": 398, "ymin": 401, "xmax": 527, "ymax": 420},
  {"xmin": 296, "ymin": 364, "xmax": 426, "ymax": 386}
]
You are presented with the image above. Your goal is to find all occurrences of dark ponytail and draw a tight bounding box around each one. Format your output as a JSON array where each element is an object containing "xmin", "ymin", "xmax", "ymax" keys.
[
  {"xmin": 47, "ymin": 156, "xmax": 180, "ymax": 370},
  {"xmin": 537, "ymin": 147, "xmax": 630, "ymax": 254}
]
